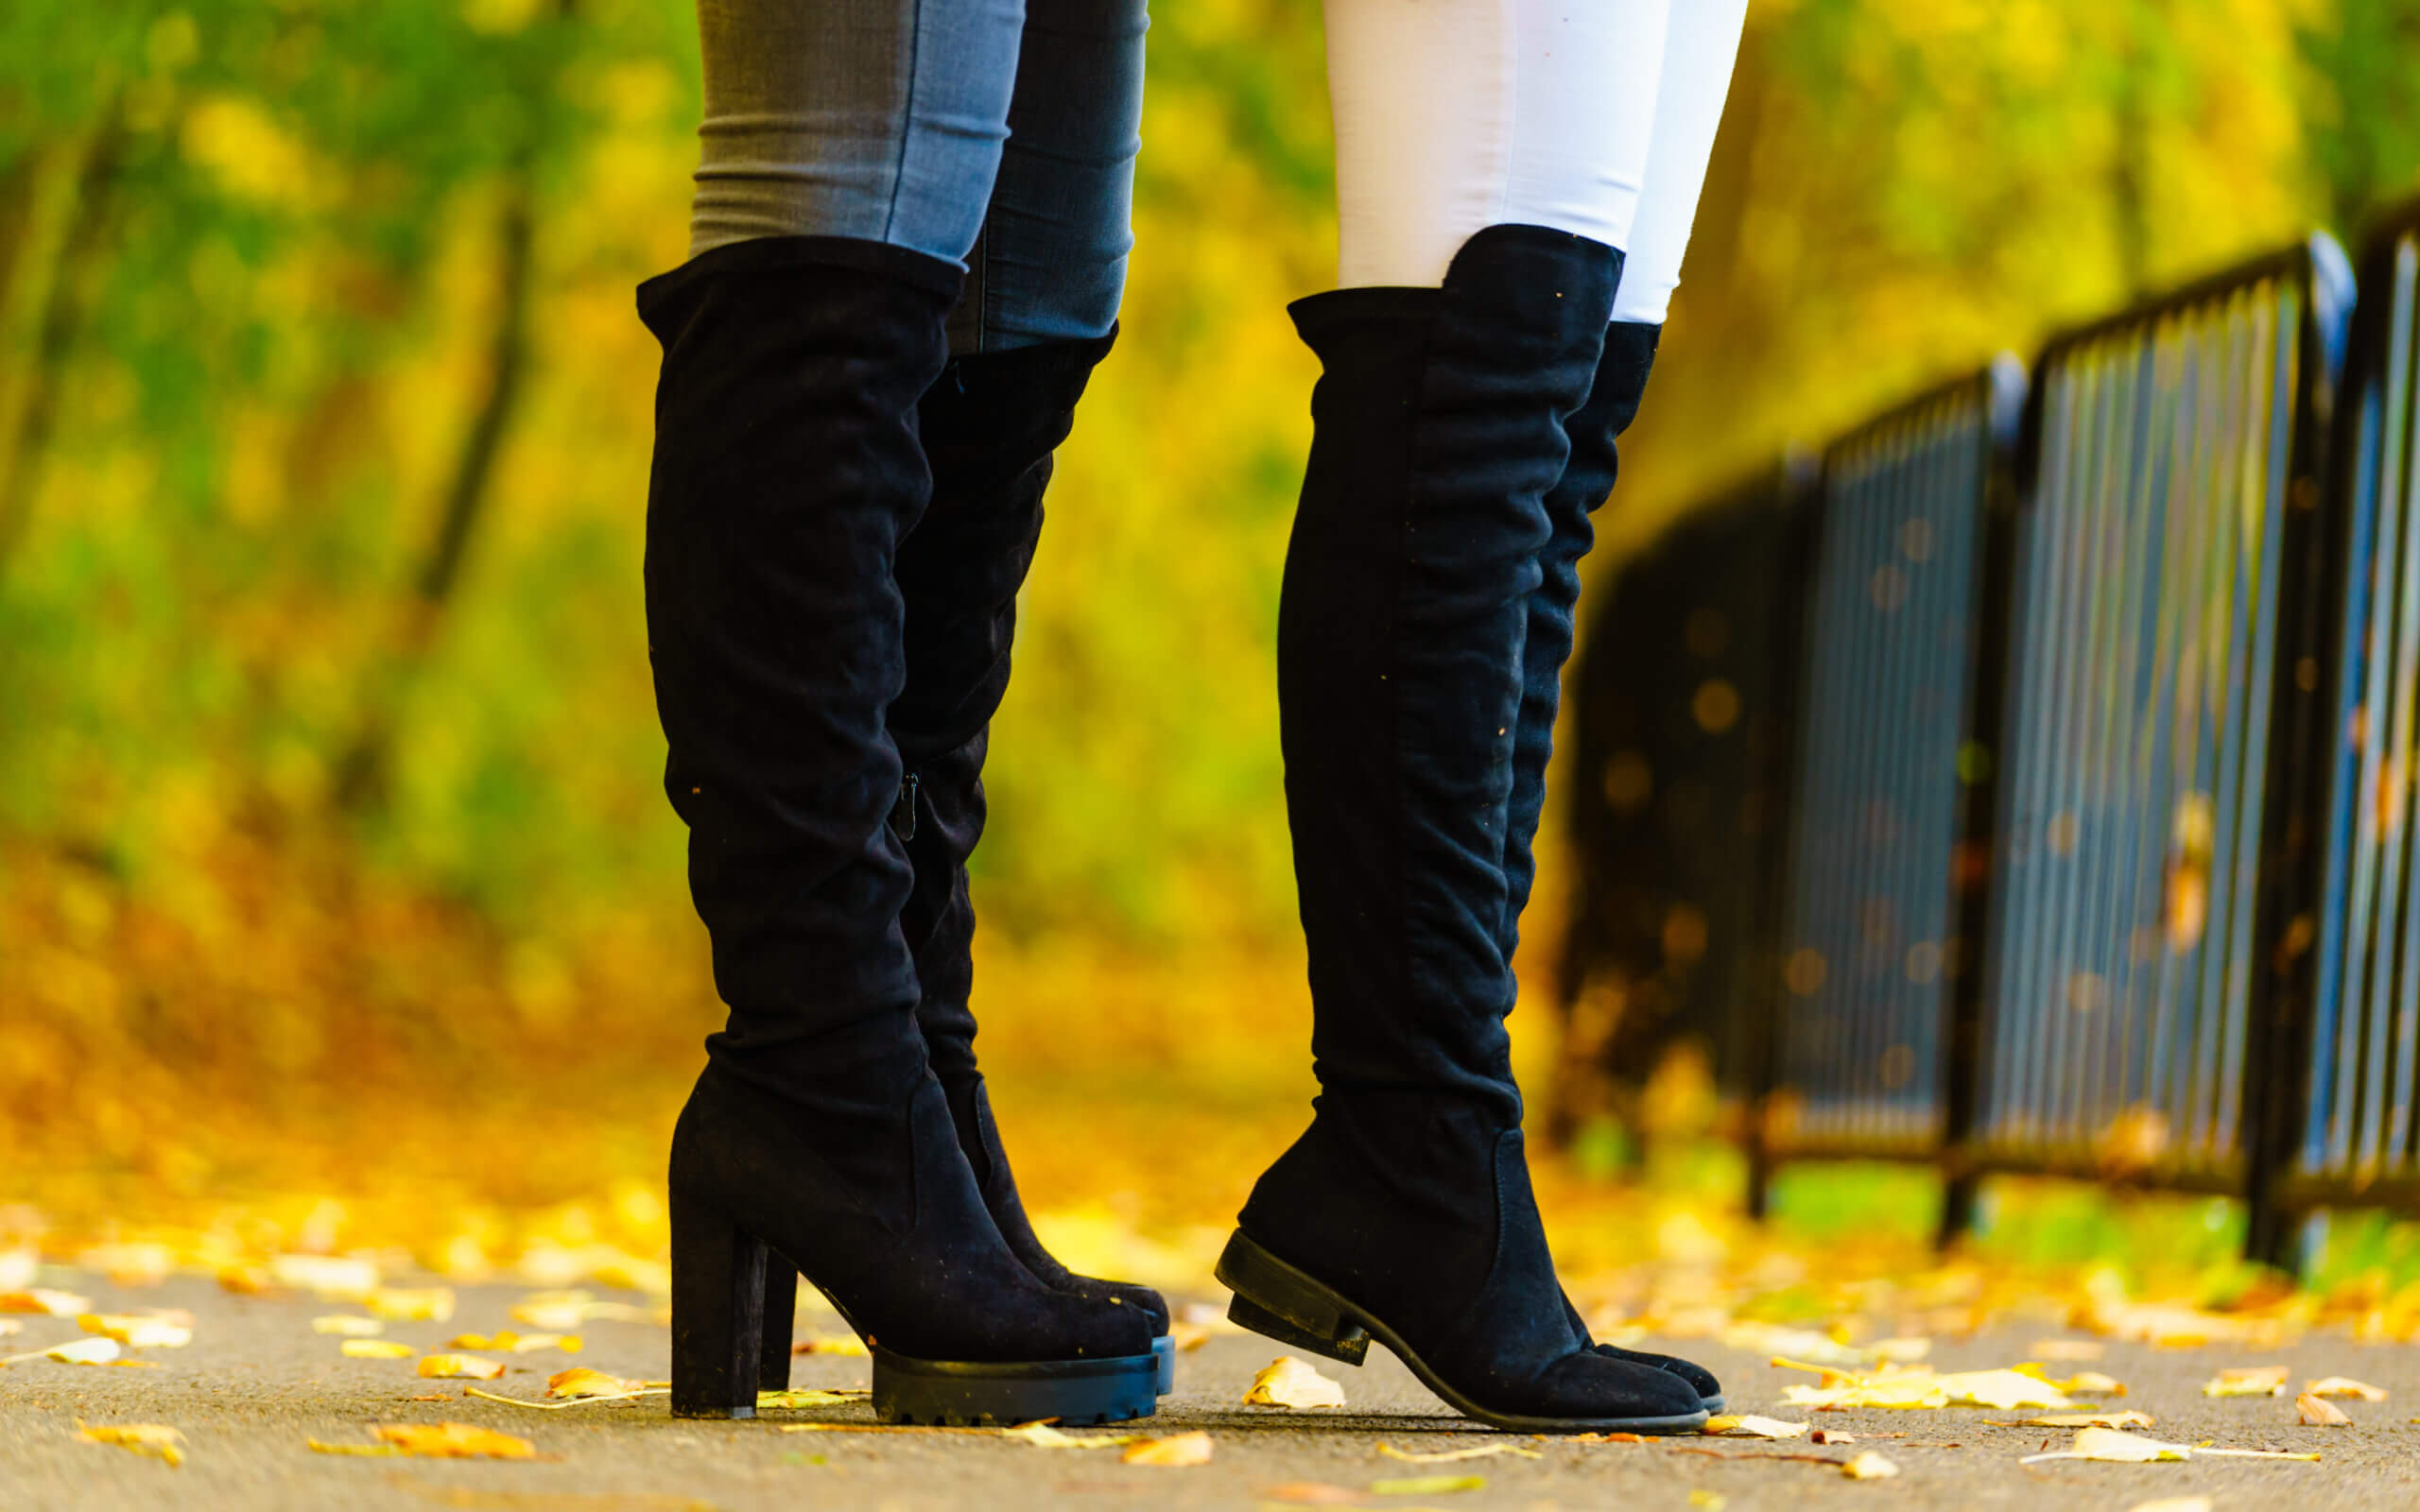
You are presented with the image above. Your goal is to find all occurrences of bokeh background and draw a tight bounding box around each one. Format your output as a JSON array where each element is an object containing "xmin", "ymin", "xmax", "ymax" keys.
[{"xmin": 6, "ymin": 0, "xmax": 2420, "ymax": 1280}]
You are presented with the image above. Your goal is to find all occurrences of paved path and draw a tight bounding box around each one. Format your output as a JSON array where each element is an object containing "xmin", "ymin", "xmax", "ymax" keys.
[{"xmin": 7, "ymin": 1270, "xmax": 2420, "ymax": 1510}]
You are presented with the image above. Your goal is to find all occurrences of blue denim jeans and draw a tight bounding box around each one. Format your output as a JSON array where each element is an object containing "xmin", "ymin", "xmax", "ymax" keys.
[{"xmin": 689, "ymin": 0, "xmax": 1147, "ymax": 352}]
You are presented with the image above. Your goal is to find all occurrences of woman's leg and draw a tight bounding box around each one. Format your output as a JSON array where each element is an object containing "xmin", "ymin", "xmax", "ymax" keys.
[
  {"xmin": 648, "ymin": 0, "xmax": 1157, "ymax": 1423},
  {"xmin": 1222, "ymin": 0, "xmax": 1712, "ymax": 1434}
]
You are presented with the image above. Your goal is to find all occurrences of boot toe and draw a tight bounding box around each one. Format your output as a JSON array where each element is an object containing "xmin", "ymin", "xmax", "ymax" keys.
[{"xmin": 1527, "ymin": 1349, "xmax": 1709, "ymax": 1425}]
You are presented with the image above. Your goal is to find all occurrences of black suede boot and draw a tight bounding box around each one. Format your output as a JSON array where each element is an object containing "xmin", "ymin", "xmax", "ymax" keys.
[
  {"xmin": 1496, "ymin": 321, "xmax": 1722, "ymax": 1412},
  {"xmin": 1218, "ymin": 226, "xmax": 1708, "ymax": 1434},
  {"xmin": 753, "ymin": 335, "xmax": 1175, "ymax": 1396},
  {"xmin": 640, "ymin": 236, "xmax": 1157, "ymax": 1425}
]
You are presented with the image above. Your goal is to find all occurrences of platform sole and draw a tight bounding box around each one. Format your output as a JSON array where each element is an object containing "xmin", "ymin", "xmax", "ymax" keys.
[
  {"xmin": 1215, "ymin": 1228, "xmax": 1710, "ymax": 1435},
  {"xmin": 872, "ymin": 1347, "xmax": 1162, "ymax": 1426}
]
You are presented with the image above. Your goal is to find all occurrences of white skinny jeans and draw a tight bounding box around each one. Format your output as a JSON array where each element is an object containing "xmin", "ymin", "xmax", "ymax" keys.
[{"xmin": 1326, "ymin": 0, "xmax": 1749, "ymax": 323}]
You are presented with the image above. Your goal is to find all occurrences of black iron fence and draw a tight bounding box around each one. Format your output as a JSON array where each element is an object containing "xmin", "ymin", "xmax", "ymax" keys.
[{"xmin": 1556, "ymin": 207, "xmax": 2420, "ymax": 1268}]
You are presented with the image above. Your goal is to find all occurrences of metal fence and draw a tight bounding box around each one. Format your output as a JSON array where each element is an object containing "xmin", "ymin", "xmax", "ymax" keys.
[
  {"xmin": 1554, "ymin": 214, "xmax": 2417, "ymax": 1266},
  {"xmin": 1551, "ymin": 467, "xmax": 1809, "ymax": 1163},
  {"xmin": 1765, "ymin": 364, "xmax": 2020, "ymax": 1169},
  {"xmin": 2279, "ymin": 206, "xmax": 2420, "ymax": 1248}
]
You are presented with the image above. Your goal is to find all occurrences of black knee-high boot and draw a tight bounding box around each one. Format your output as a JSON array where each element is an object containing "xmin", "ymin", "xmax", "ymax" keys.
[
  {"xmin": 640, "ymin": 236, "xmax": 1156, "ymax": 1425},
  {"xmin": 1495, "ymin": 322, "xmax": 1723, "ymax": 1411},
  {"xmin": 1217, "ymin": 226, "xmax": 1708, "ymax": 1434},
  {"xmin": 752, "ymin": 332, "xmax": 1175, "ymax": 1396}
]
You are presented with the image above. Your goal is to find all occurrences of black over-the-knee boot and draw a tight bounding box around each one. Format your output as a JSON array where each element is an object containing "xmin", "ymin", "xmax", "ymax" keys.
[
  {"xmin": 639, "ymin": 236, "xmax": 1156, "ymax": 1425},
  {"xmin": 1496, "ymin": 322, "xmax": 1724, "ymax": 1411},
  {"xmin": 1216, "ymin": 226, "xmax": 1708, "ymax": 1434},
  {"xmin": 751, "ymin": 332, "xmax": 1175, "ymax": 1396}
]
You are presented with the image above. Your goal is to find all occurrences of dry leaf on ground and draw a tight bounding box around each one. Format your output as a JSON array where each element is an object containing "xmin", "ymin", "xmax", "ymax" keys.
[
  {"xmin": 312, "ymin": 1315, "xmax": 383, "ymax": 1336},
  {"xmin": 340, "ymin": 1339, "xmax": 416, "ymax": 1360},
  {"xmin": 0, "ymin": 1289, "xmax": 91, "ymax": 1315},
  {"xmin": 2030, "ymin": 1339, "xmax": 2105, "ymax": 1361},
  {"xmin": 1000, "ymin": 1421, "xmax": 1146, "ymax": 1449},
  {"xmin": 1169, "ymin": 1321, "xmax": 1214, "ymax": 1352},
  {"xmin": 1703, "ymin": 1415, "xmax": 1809, "ymax": 1439},
  {"xmin": 1245, "ymin": 1356, "xmax": 1347, "ymax": 1409},
  {"xmin": 2122, "ymin": 1500, "xmax": 2213, "ymax": 1512},
  {"xmin": 417, "ymin": 1352, "xmax": 506, "ymax": 1380},
  {"xmin": 372, "ymin": 1422, "xmax": 539, "ymax": 1458},
  {"xmin": 1260, "ymin": 1484, "xmax": 1371, "ymax": 1505},
  {"xmin": 2203, "ymin": 1365, "xmax": 2290, "ymax": 1398},
  {"xmin": 547, "ymin": 1367, "xmax": 647, "ymax": 1399},
  {"xmin": 1809, "ymin": 1428, "xmax": 1856, "ymax": 1444},
  {"xmin": 2022, "ymin": 1426, "xmax": 2318, "ymax": 1465},
  {"xmin": 1370, "ymin": 1473, "xmax": 1485, "ymax": 1495},
  {"xmin": 2019, "ymin": 1411, "xmax": 2155, "ymax": 1429},
  {"xmin": 0, "ymin": 1252, "xmax": 34, "ymax": 1290},
  {"xmin": 1123, "ymin": 1431, "xmax": 1214, "ymax": 1466},
  {"xmin": 78, "ymin": 1314, "xmax": 191, "ymax": 1349},
  {"xmin": 78, "ymin": 1424, "xmax": 184, "ymax": 1467},
  {"xmin": 449, "ymin": 1332, "xmax": 579, "ymax": 1354},
  {"xmin": 2296, "ymin": 1392, "xmax": 2351, "ymax": 1426},
  {"xmin": 2305, "ymin": 1377, "xmax": 2386, "ymax": 1401},
  {"xmin": 1842, "ymin": 1451, "xmax": 1899, "ymax": 1480},
  {"xmin": 22, "ymin": 1336, "xmax": 122, "ymax": 1365},
  {"xmin": 270, "ymin": 1255, "xmax": 380, "ymax": 1297},
  {"xmin": 1376, "ymin": 1443, "xmax": 1540, "ymax": 1463},
  {"xmin": 2045, "ymin": 1369, "xmax": 2126, "ymax": 1397},
  {"xmin": 367, "ymin": 1287, "xmax": 455, "ymax": 1322},
  {"xmin": 788, "ymin": 1332, "xmax": 870, "ymax": 1358},
  {"xmin": 755, "ymin": 1386, "xmax": 860, "ymax": 1410}
]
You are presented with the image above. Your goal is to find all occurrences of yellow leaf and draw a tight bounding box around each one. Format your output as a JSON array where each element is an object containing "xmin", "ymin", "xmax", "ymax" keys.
[
  {"xmin": 2296, "ymin": 1392, "xmax": 2350, "ymax": 1426},
  {"xmin": 306, "ymin": 1441, "xmax": 404, "ymax": 1457},
  {"xmin": 510, "ymin": 1292, "xmax": 596, "ymax": 1332},
  {"xmin": 1703, "ymin": 1415, "xmax": 1808, "ymax": 1439},
  {"xmin": 2202, "ymin": 1365, "xmax": 2290, "ymax": 1398},
  {"xmin": 370, "ymin": 1422, "xmax": 538, "ymax": 1459},
  {"xmin": 790, "ymin": 1332, "xmax": 869, "ymax": 1358},
  {"xmin": 268, "ymin": 1255, "xmax": 379, "ymax": 1298},
  {"xmin": 1377, "ymin": 1442, "xmax": 1540, "ymax": 1463},
  {"xmin": 1809, "ymin": 1428, "xmax": 1856, "ymax": 1444},
  {"xmin": 2030, "ymin": 1338, "xmax": 2105, "ymax": 1361},
  {"xmin": 547, "ymin": 1366, "xmax": 644, "ymax": 1399},
  {"xmin": 312, "ymin": 1316, "xmax": 384, "ymax": 1336},
  {"xmin": 448, "ymin": 1333, "xmax": 495, "ymax": 1350},
  {"xmin": 78, "ymin": 1314, "xmax": 192, "ymax": 1349},
  {"xmin": 755, "ymin": 1387, "xmax": 863, "ymax": 1409},
  {"xmin": 0, "ymin": 1288, "xmax": 92, "ymax": 1316},
  {"xmin": 43, "ymin": 1337, "xmax": 122, "ymax": 1365},
  {"xmin": 79, "ymin": 1424, "xmax": 184, "ymax": 1467},
  {"xmin": 418, "ymin": 1353, "xmax": 506, "ymax": 1380},
  {"xmin": 2122, "ymin": 1501, "xmax": 2213, "ymax": 1512},
  {"xmin": 341, "ymin": 1339, "xmax": 417, "ymax": 1360},
  {"xmin": 2305, "ymin": 1377, "xmax": 2387, "ymax": 1401},
  {"xmin": 2023, "ymin": 1411, "xmax": 2156, "ymax": 1429},
  {"xmin": 367, "ymin": 1287, "xmax": 455, "ymax": 1322},
  {"xmin": 1935, "ymin": 1368, "xmax": 2072, "ymax": 1409},
  {"xmin": 1841, "ymin": 1451, "xmax": 1899, "ymax": 1480},
  {"xmin": 2055, "ymin": 1371, "xmax": 2127, "ymax": 1397},
  {"xmin": 1000, "ymin": 1421, "xmax": 1146, "ymax": 1449},
  {"xmin": 1244, "ymin": 1356, "xmax": 1346, "ymax": 1409},
  {"xmin": 1688, "ymin": 1494, "xmax": 1725, "ymax": 1511},
  {"xmin": 2025, "ymin": 1427, "xmax": 2192, "ymax": 1464},
  {"xmin": 1123, "ymin": 1431, "xmax": 1215, "ymax": 1466},
  {"xmin": 1370, "ymin": 1473, "xmax": 1483, "ymax": 1494},
  {"xmin": 1169, "ymin": 1321, "xmax": 1213, "ymax": 1352}
]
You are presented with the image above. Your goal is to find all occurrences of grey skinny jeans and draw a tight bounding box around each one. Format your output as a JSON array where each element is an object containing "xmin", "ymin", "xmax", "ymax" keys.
[{"xmin": 689, "ymin": 0, "xmax": 1148, "ymax": 352}]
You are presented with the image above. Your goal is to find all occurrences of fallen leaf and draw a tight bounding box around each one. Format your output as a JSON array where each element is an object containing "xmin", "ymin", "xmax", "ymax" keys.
[
  {"xmin": 371, "ymin": 1422, "xmax": 538, "ymax": 1459},
  {"xmin": 418, "ymin": 1353, "xmax": 506, "ymax": 1380},
  {"xmin": 1260, "ymin": 1484, "xmax": 1371, "ymax": 1505},
  {"xmin": 77, "ymin": 1314, "xmax": 192, "ymax": 1349},
  {"xmin": 1376, "ymin": 1442, "xmax": 1541, "ymax": 1463},
  {"xmin": 2202, "ymin": 1365, "xmax": 2290, "ymax": 1398},
  {"xmin": 1169, "ymin": 1321, "xmax": 1213, "ymax": 1352},
  {"xmin": 1567, "ymin": 1432, "xmax": 1645, "ymax": 1443},
  {"xmin": 2030, "ymin": 1339, "xmax": 2105, "ymax": 1361},
  {"xmin": 0, "ymin": 1320, "xmax": 17, "ymax": 1338},
  {"xmin": 756, "ymin": 1387, "xmax": 862, "ymax": 1410},
  {"xmin": 1001, "ymin": 1421, "xmax": 1146, "ymax": 1449},
  {"xmin": 2305, "ymin": 1377, "xmax": 2387, "ymax": 1401},
  {"xmin": 1687, "ymin": 1494, "xmax": 1725, "ymax": 1511},
  {"xmin": 546, "ymin": 1366, "xmax": 644, "ymax": 1399},
  {"xmin": 312, "ymin": 1316, "xmax": 384, "ymax": 1336},
  {"xmin": 1245, "ymin": 1356, "xmax": 1347, "ymax": 1409},
  {"xmin": 787, "ymin": 1332, "xmax": 869, "ymax": 1358},
  {"xmin": 0, "ymin": 1288, "xmax": 91, "ymax": 1315},
  {"xmin": 2122, "ymin": 1501, "xmax": 2213, "ymax": 1512},
  {"xmin": 341, "ymin": 1339, "xmax": 417, "ymax": 1360},
  {"xmin": 1123, "ymin": 1431, "xmax": 1214, "ymax": 1466},
  {"xmin": 1842, "ymin": 1451, "xmax": 1899, "ymax": 1480},
  {"xmin": 307, "ymin": 1441, "xmax": 404, "ymax": 1457},
  {"xmin": 40, "ymin": 1336, "xmax": 122, "ymax": 1365},
  {"xmin": 0, "ymin": 1251, "xmax": 33, "ymax": 1289},
  {"xmin": 270, "ymin": 1255, "xmax": 381, "ymax": 1297},
  {"xmin": 1809, "ymin": 1428, "xmax": 1856, "ymax": 1444},
  {"xmin": 2020, "ymin": 1411, "xmax": 2155, "ymax": 1429},
  {"xmin": 2296, "ymin": 1392, "xmax": 2350, "ymax": 1426},
  {"xmin": 1937, "ymin": 1368, "xmax": 2073, "ymax": 1409},
  {"xmin": 1703, "ymin": 1415, "xmax": 1809, "ymax": 1439},
  {"xmin": 2051, "ymin": 1370, "xmax": 2127, "ymax": 1397},
  {"xmin": 368, "ymin": 1287, "xmax": 456, "ymax": 1322},
  {"xmin": 78, "ymin": 1424, "xmax": 184, "ymax": 1467},
  {"xmin": 1370, "ymin": 1474, "xmax": 1484, "ymax": 1495},
  {"xmin": 2024, "ymin": 1427, "xmax": 2191, "ymax": 1464}
]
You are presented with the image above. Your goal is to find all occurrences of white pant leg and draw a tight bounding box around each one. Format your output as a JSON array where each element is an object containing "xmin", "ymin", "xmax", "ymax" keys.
[
  {"xmin": 1327, "ymin": 0, "xmax": 1670, "ymax": 290},
  {"xmin": 1610, "ymin": 0, "xmax": 1750, "ymax": 325}
]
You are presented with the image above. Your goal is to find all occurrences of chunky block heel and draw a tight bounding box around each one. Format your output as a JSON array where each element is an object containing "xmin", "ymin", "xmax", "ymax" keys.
[
  {"xmin": 670, "ymin": 1191, "xmax": 769, "ymax": 1418},
  {"xmin": 758, "ymin": 1264, "xmax": 798, "ymax": 1394}
]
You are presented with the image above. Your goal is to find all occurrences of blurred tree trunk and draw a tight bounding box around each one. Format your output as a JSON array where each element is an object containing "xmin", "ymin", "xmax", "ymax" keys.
[
  {"xmin": 333, "ymin": 0, "xmax": 576, "ymax": 815},
  {"xmin": 0, "ymin": 107, "xmax": 126, "ymax": 575}
]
